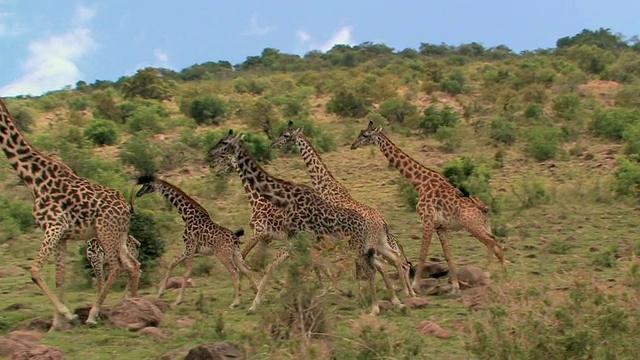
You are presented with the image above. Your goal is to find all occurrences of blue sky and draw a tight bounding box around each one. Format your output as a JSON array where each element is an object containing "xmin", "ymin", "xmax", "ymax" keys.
[{"xmin": 0, "ymin": 0, "xmax": 638, "ymax": 97}]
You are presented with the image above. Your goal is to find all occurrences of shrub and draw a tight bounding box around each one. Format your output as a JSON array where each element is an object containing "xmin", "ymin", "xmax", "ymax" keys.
[
  {"xmin": 435, "ymin": 125, "xmax": 463, "ymax": 152},
  {"xmin": 490, "ymin": 117, "xmax": 517, "ymax": 145},
  {"xmin": 234, "ymin": 77, "xmax": 269, "ymax": 95},
  {"xmin": 397, "ymin": 176, "xmax": 418, "ymax": 211},
  {"xmin": 552, "ymin": 93, "xmax": 582, "ymax": 121},
  {"xmin": 511, "ymin": 177, "xmax": 550, "ymax": 208},
  {"xmin": 440, "ymin": 68, "xmax": 468, "ymax": 95},
  {"xmin": 67, "ymin": 95, "xmax": 91, "ymax": 111},
  {"xmin": 590, "ymin": 108, "xmax": 640, "ymax": 140},
  {"xmin": 244, "ymin": 99, "xmax": 280, "ymax": 139},
  {"xmin": 378, "ymin": 97, "xmax": 418, "ymax": 124},
  {"xmin": 525, "ymin": 125, "xmax": 561, "ymax": 161},
  {"xmin": 420, "ymin": 105, "xmax": 459, "ymax": 134},
  {"xmin": 614, "ymin": 83, "xmax": 640, "ymax": 109},
  {"xmin": 523, "ymin": 103, "xmax": 544, "ymax": 119},
  {"xmin": 466, "ymin": 279, "xmax": 640, "ymax": 360},
  {"xmin": 91, "ymin": 91, "xmax": 122, "ymax": 123},
  {"xmin": 187, "ymin": 95, "xmax": 228, "ymax": 125},
  {"xmin": 119, "ymin": 133, "xmax": 161, "ymax": 174},
  {"xmin": 623, "ymin": 122, "xmax": 640, "ymax": 156},
  {"xmin": 9, "ymin": 106, "xmax": 35, "ymax": 132},
  {"xmin": 126, "ymin": 106, "xmax": 165, "ymax": 134},
  {"xmin": 612, "ymin": 156, "xmax": 640, "ymax": 197},
  {"xmin": 442, "ymin": 157, "xmax": 495, "ymax": 208},
  {"xmin": 0, "ymin": 195, "xmax": 36, "ymax": 242},
  {"xmin": 83, "ymin": 119, "xmax": 119, "ymax": 146},
  {"xmin": 326, "ymin": 88, "xmax": 370, "ymax": 118},
  {"xmin": 241, "ymin": 132, "xmax": 276, "ymax": 162}
]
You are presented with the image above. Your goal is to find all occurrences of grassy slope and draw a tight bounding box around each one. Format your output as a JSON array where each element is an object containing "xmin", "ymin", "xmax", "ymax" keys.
[{"xmin": 0, "ymin": 82, "xmax": 636, "ymax": 359}]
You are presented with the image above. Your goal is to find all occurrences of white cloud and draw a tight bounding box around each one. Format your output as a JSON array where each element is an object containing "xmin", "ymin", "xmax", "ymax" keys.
[
  {"xmin": 0, "ymin": 10, "xmax": 25, "ymax": 36},
  {"xmin": 153, "ymin": 48, "xmax": 169, "ymax": 68},
  {"xmin": 319, "ymin": 26, "xmax": 353, "ymax": 51},
  {"xmin": 1, "ymin": 5, "xmax": 97, "ymax": 96},
  {"xmin": 294, "ymin": 26, "xmax": 355, "ymax": 53},
  {"xmin": 244, "ymin": 13, "xmax": 275, "ymax": 36},
  {"xmin": 296, "ymin": 30, "xmax": 311, "ymax": 43}
]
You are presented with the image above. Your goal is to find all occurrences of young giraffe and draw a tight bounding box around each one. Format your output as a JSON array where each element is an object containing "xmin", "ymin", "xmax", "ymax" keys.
[
  {"xmin": 85, "ymin": 234, "xmax": 141, "ymax": 296},
  {"xmin": 0, "ymin": 97, "xmax": 139, "ymax": 329},
  {"xmin": 212, "ymin": 154, "xmax": 334, "ymax": 283},
  {"xmin": 350, "ymin": 121, "xmax": 506, "ymax": 293},
  {"xmin": 205, "ymin": 130, "xmax": 406, "ymax": 315},
  {"xmin": 270, "ymin": 121, "xmax": 415, "ymax": 297},
  {"xmin": 135, "ymin": 175, "xmax": 258, "ymax": 308}
]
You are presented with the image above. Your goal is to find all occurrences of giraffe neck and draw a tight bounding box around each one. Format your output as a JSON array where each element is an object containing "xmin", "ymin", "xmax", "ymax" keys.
[
  {"xmin": 233, "ymin": 143, "xmax": 292, "ymax": 208},
  {"xmin": 296, "ymin": 134, "xmax": 352, "ymax": 202},
  {"xmin": 0, "ymin": 98, "xmax": 72, "ymax": 197},
  {"xmin": 231, "ymin": 162, "xmax": 264, "ymax": 208},
  {"xmin": 377, "ymin": 133, "xmax": 437, "ymax": 188},
  {"xmin": 154, "ymin": 179, "xmax": 210, "ymax": 222}
]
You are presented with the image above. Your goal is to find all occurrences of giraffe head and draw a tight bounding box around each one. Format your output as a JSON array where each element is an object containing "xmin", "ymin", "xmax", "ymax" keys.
[
  {"xmin": 270, "ymin": 120, "xmax": 303, "ymax": 149},
  {"xmin": 212, "ymin": 153, "xmax": 237, "ymax": 176},
  {"xmin": 205, "ymin": 129, "xmax": 242, "ymax": 165},
  {"xmin": 350, "ymin": 120, "xmax": 383, "ymax": 150},
  {"xmin": 135, "ymin": 174, "xmax": 157, "ymax": 197}
]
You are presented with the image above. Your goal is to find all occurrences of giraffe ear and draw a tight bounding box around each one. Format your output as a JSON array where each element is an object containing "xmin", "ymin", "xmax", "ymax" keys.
[
  {"xmin": 227, "ymin": 129, "xmax": 233, "ymax": 135},
  {"xmin": 238, "ymin": 134, "xmax": 246, "ymax": 142},
  {"xmin": 367, "ymin": 120, "xmax": 374, "ymax": 130},
  {"xmin": 295, "ymin": 127, "xmax": 304, "ymax": 134},
  {"xmin": 287, "ymin": 120, "xmax": 294, "ymax": 127},
  {"xmin": 375, "ymin": 126, "xmax": 382, "ymax": 132}
]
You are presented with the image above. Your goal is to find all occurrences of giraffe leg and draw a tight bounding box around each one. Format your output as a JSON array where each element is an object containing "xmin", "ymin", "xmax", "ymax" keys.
[
  {"xmin": 247, "ymin": 250, "xmax": 290, "ymax": 314},
  {"xmin": 435, "ymin": 228, "xmax": 460, "ymax": 294},
  {"xmin": 219, "ymin": 255, "xmax": 243, "ymax": 309},
  {"xmin": 86, "ymin": 239, "xmax": 122, "ymax": 325},
  {"xmin": 377, "ymin": 242, "xmax": 416, "ymax": 298},
  {"xmin": 413, "ymin": 217, "xmax": 435, "ymax": 292},
  {"xmin": 373, "ymin": 257, "xmax": 406, "ymax": 309},
  {"xmin": 241, "ymin": 231, "xmax": 264, "ymax": 259},
  {"xmin": 157, "ymin": 247, "xmax": 190, "ymax": 298},
  {"xmin": 233, "ymin": 249, "xmax": 259, "ymax": 291},
  {"xmin": 174, "ymin": 254, "xmax": 194, "ymax": 306},
  {"xmin": 30, "ymin": 225, "xmax": 77, "ymax": 325},
  {"xmin": 119, "ymin": 241, "xmax": 141, "ymax": 299},
  {"xmin": 86, "ymin": 238, "xmax": 105, "ymax": 293},
  {"xmin": 50, "ymin": 239, "xmax": 68, "ymax": 332},
  {"xmin": 466, "ymin": 222, "xmax": 507, "ymax": 274},
  {"xmin": 367, "ymin": 268, "xmax": 380, "ymax": 316}
]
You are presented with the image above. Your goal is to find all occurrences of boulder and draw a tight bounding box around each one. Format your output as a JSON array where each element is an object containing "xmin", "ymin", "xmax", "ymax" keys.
[
  {"xmin": 107, "ymin": 297, "xmax": 164, "ymax": 330},
  {"xmin": 164, "ymin": 277, "xmax": 196, "ymax": 290},
  {"xmin": 11, "ymin": 345, "xmax": 64, "ymax": 360},
  {"xmin": 456, "ymin": 265, "xmax": 488, "ymax": 288},
  {"xmin": 184, "ymin": 342, "xmax": 245, "ymax": 360}
]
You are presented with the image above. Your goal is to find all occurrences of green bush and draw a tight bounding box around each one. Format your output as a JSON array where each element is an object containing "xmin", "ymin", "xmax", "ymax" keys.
[
  {"xmin": 440, "ymin": 68, "xmax": 468, "ymax": 95},
  {"xmin": 91, "ymin": 91, "xmax": 123, "ymax": 123},
  {"xmin": 525, "ymin": 125, "xmax": 561, "ymax": 161},
  {"xmin": 552, "ymin": 93, "xmax": 582, "ymax": 121},
  {"xmin": 511, "ymin": 177, "xmax": 550, "ymax": 208},
  {"xmin": 234, "ymin": 77, "xmax": 269, "ymax": 95},
  {"xmin": 126, "ymin": 106, "xmax": 165, "ymax": 134},
  {"xmin": 241, "ymin": 132, "xmax": 276, "ymax": 163},
  {"xmin": 378, "ymin": 97, "xmax": 418, "ymax": 124},
  {"xmin": 623, "ymin": 122, "xmax": 640, "ymax": 156},
  {"xmin": 187, "ymin": 95, "xmax": 228, "ymax": 125},
  {"xmin": 614, "ymin": 83, "xmax": 640, "ymax": 109},
  {"xmin": 466, "ymin": 280, "xmax": 640, "ymax": 360},
  {"xmin": 490, "ymin": 117, "xmax": 517, "ymax": 145},
  {"xmin": 397, "ymin": 176, "xmax": 418, "ymax": 211},
  {"xmin": 6, "ymin": 104, "xmax": 35, "ymax": 132},
  {"xmin": 83, "ymin": 119, "xmax": 119, "ymax": 146},
  {"xmin": 67, "ymin": 95, "xmax": 91, "ymax": 111},
  {"xmin": 590, "ymin": 108, "xmax": 640, "ymax": 140},
  {"xmin": 435, "ymin": 125, "xmax": 463, "ymax": 152},
  {"xmin": 523, "ymin": 103, "xmax": 544, "ymax": 119},
  {"xmin": 119, "ymin": 133, "xmax": 161, "ymax": 174},
  {"xmin": 442, "ymin": 157, "xmax": 495, "ymax": 208},
  {"xmin": 0, "ymin": 195, "xmax": 36, "ymax": 242},
  {"xmin": 612, "ymin": 156, "xmax": 640, "ymax": 197},
  {"xmin": 326, "ymin": 88, "xmax": 370, "ymax": 118},
  {"xmin": 420, "ymin": 105, "xmax": 459, "ymax": 134}
]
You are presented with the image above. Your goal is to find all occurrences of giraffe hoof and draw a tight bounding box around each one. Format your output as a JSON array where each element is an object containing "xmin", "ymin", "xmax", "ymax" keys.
[
  {"xmin": 246, "ymin": 307, "xmax": 256, "ymax": 315},
  {"xmin": 229, "ymin": 302, "xmax": 240, "ymax": 309}
]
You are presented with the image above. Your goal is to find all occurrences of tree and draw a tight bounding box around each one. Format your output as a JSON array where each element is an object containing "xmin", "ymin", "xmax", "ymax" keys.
[
  {"xmin": 187, "ymin": 96, "xmax": 227, "ymax": 125},
  {"xmin": 245, "ymin": 99, "xmax": 280, "ymax": 139},
  {"xmin": 121, "ymin": 67, "xmax": 173, "ymax": 100},
  {"xmin": 557, "ymin": 28, "xmax": 628, "ymax": 51},
  {"xmin": 84, "ymin": 119, "xmax": 119, "ymax": 146},
  {"xmin": 326, "ymin": 88, "xmax": 370, "ymax": 118}
]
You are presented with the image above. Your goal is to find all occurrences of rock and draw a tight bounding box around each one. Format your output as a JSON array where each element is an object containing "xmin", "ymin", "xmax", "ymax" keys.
[
  {"xmin": 159, "ymin": 348, "xmax": 190, "ymax": 360},
  {"xmin": 404, "ymin": 297, "xmax": 428, "ymax": 309},
  {"xmin": 143, "ymin": 297, "xmax": 171, "ymax": 313},
  {"xmin": 184, "ymin": 342, "xmax": 245, "ymax": 360},
  {"xmin": 164, "ymin": 277, "xmax": 196, "ymax": 290},
  {"xmin": 0, "ymin": 265, "xmax": 26, "ymax": 278},
  {"xmin": 423, "ymin": 262, "xmax": 449, "ymax": 278},
  {"xmin": 140, "ymin": 326, "xmax": 168, "ymax": 339},
  {"xmin": 416, "ymin": 319, "xmax": 452, "ymax": 339},
  {"xmin": 107, "ymin": 297, "xmax": 164, "ymax": 331},
  {"xmin": 4, "ymin": 331, "xmax": 44, "ymax": 343},
  {"xmin": 176, "ymin": 316, "xmax": 196, "ymax": 327},
  {"xmin": 17, "ymin": 317, "xmax": 52, "ymax": 332},
  {"xmin": 10, "ymin": 344, "xmax": 64, "ymax": 360},
  {"xmin": 462, "ymin": 285, "xmax": 490, "ymax": 311},
  {"xmin": 74, "ymin": 304, "xmax": 107, "ymax": 324},
  {"xmin": 0, "ymin": 331, "xmax": 46, "ymax": 358},
  {"xmin": 377, "ymin": 300, "xmax": 395, "ymax": 310},
  {"xmin": 456, "ymin": 265, "xmax": 488, "ymax": 288}
]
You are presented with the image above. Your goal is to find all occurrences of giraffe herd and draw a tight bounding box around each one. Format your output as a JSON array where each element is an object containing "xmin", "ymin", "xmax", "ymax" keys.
[{"xmin": 0, "ymin": 96, "xmax": 506, "ymax": 331}]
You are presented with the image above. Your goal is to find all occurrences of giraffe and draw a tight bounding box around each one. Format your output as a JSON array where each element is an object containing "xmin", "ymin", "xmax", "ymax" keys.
[
  {"xmin": 205, "ymin": 130, "xmax": 406, "ymax": 315},
  {"xmin": 350, "ymin": 121, "xmax": 506, "ymax": 293},
  {"xmin": 134, "ymin": 175, "xmax": 258, "ymax": 308},
  {"xmin": 212, "ymin": 155, "xmax": 335, "ymax": 284},
  {"xmin": 85, "ymin": 234, "xmax": 141, "ymax": 297},
  {"xmin": 0, "ymin": 97, "xmax": 139, "ymax": 330},
  {"xmin": 270, "ymin": 121, "xmax": 415, "ymax": 297}
]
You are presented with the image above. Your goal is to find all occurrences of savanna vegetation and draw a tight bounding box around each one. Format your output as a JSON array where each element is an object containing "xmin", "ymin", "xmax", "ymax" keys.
[{"xmin": 1, "ymin": 27, "xmax": 640, "ymax": 359}]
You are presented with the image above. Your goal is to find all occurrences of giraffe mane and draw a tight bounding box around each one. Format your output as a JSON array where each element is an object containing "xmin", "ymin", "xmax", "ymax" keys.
[{"xmin": 136, "ymin": 174, "xmax": 156, "ymax": 185}]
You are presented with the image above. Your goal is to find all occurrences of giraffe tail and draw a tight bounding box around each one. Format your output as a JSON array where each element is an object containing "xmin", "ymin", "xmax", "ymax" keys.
[{"xmin": 233, "ymin": 229, "xmax": 245, "ymax": 246}]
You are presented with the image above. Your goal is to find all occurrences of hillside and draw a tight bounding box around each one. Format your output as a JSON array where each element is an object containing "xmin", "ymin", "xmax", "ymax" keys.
[{"xmin": 1, "ymin": 28, "xmax": 640, "ymax": 359}]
